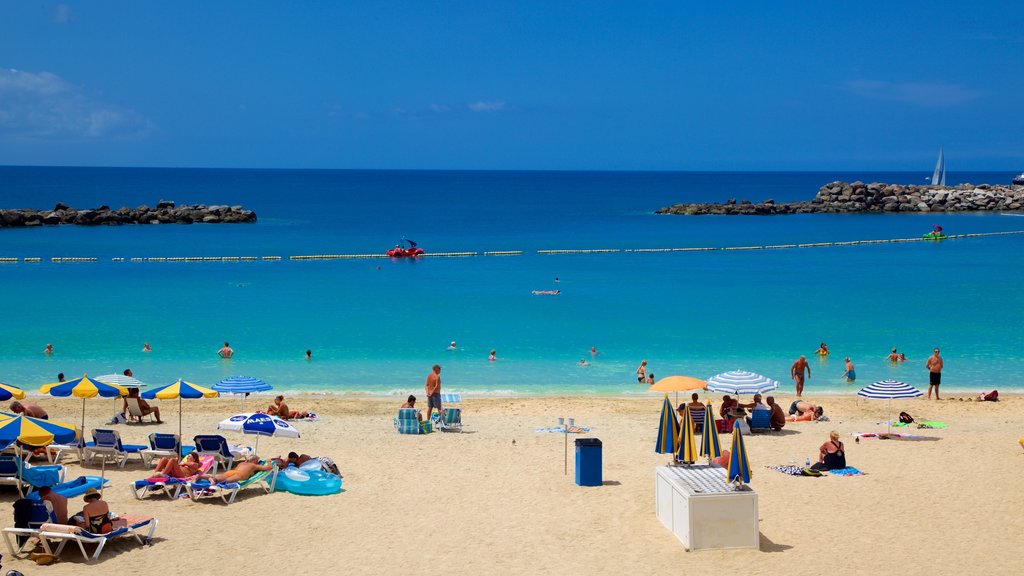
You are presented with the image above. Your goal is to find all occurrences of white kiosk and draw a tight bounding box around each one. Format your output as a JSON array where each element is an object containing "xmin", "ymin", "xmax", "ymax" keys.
[{"xmin": 655, "ymin": 465, "xmax": 759, "ymax": 551}]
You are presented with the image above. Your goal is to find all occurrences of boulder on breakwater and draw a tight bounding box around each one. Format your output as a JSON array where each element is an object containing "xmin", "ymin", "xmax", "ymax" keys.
[
  {"xmin": 656, "ymin": 181, "xmax": 1024, "ymax": 215},
  {"xmin": 0, "ymin": 201, "xmax": 257, "ymax": 227}
]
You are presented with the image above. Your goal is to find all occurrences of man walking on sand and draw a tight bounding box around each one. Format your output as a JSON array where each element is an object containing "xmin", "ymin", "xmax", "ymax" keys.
[
  {"xmin": 791, "ymin": 355, "xmax": 811, "ymax": 397},
  {"xmin": 425, "ymin": 365, "xmax": 442, "ymax": 421},
  {"xmin": 926, "ymin": 348, "xmax": 943, "ymax": 400}
]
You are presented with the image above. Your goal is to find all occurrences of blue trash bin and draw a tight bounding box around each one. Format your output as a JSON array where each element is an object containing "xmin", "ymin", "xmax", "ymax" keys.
[{"xmin": 575, "ymin": 438, "xmax": 602, "ymax": 486}]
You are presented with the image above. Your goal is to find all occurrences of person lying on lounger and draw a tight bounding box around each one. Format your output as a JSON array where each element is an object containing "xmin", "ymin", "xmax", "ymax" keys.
[
  {"xmin": 201, "ymin": 457, "xmax": 274, "ymax": 485},
  {"xmin": 152, "ymin": 452, "xmax": 202, "ymax": 479},
  {"xmin": 267, "ymin": 395, "xmax": 309, "ymax": 420}
]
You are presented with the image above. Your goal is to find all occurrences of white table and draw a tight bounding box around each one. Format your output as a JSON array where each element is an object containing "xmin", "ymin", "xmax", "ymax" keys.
[{"xmin": 655, "ymin": 465, "xmax": 759, "ymax": 551}]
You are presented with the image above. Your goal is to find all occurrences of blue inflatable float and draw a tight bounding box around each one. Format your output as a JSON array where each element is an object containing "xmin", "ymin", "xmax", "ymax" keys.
[
  {"xmin": 273, "ymin": 462, "xmax": 341, "ymax": 496},
  {"xmin": 26, "ymin": 475, "xmax": 109, "ymax": 500}
]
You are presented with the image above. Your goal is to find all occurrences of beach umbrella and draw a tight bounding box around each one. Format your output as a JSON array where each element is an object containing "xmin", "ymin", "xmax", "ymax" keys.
[
  {"xmin": 655, "ymin": 395, "xmax": 679, "ymax": 456},
  {"xmin": 142, "ymin": 379, "xmax": 219, "ymax": 455},
  {"xmin": 706, "ymin": 370, "xmax": 780, "ymax": 396},
  {"xmin": 649, "ymin": 375, "xmax": 706, "ymax": 404},
  {"xmin": 0, "ymin": 413, "xmax": 79, "ymax": 447},
  {"xmin": 95, "ymin": 374, "xmax": 147, "ymax": 388},
  {"xmin": 213, "ymin": 376, "xmax": 273, "ymax": 409},
  {"xmin": 857, "ymin": 379, "xmax": 923, "ymax": 433},
  {"xmin": 676, "ymin": 405, "xmax": 698, "ymax": 464},
  {"xmin": 0, "ymin": 383, "xmax": 27, "ymax": 401},
  {"xmin": 699, "ymin": 402, "xmax": 722, "ymax": 463},
  {"xmin": 39, "ymin": 374, "xmax": 128, "ymax": 442},
  {"xmin": 727, "ymin": 423, "xmax": 751, "ymax": 484},
  {"xmin": 217, "ymin": 412, "xmax": 300, "ymax": 455}
]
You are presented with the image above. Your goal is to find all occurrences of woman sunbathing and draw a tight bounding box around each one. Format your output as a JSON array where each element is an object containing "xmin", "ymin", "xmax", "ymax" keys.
[
  {"xmin": 152, "ymin": 452, "xmax": 202, "ymax": 479},
  {"xmin": 201, "ymin": 457, "xmax": 274, "ymax": 486}
]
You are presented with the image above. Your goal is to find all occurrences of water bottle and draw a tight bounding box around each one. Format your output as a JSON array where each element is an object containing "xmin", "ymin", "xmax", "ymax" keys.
[{"xmin": 805, "ymin": 457, "xmax": 811, "ymax": 467}]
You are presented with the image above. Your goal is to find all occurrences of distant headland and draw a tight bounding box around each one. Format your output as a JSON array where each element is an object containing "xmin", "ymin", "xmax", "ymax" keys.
[
  {"xmin": 656, "ymin": 182, "xmax": 1024, "ymax": 215},
  {"xmin": 0, "ymin": 201, "xmax": 257, "ymax": 227}
]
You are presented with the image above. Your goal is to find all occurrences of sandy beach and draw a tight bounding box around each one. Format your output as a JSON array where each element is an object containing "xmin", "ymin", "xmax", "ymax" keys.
[{"xmin": 3, "ymin": 393, "xmax": 1022, "ymax": 575}]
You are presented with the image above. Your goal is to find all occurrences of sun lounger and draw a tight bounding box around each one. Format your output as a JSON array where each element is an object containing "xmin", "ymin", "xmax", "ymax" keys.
[
  {"xmin": 437, "ymin": 407, "xmax": 463, "ymax": 432},
  {"xmin": 192, "ymin": 435, "xmax": 236, "ymax": 474},
  {"xmin": 0, "ymin": 455, "xmax": 65, "ymax": 497},
  {"xmin": 37, "ymin": 513, "xmax": 158, "ymax": 562},
  {"xmin": 395, "ymin": 408, "xmax": 429, "ymax": 434},
  {"xmin": 184, "ymin": 464, "xmax": 277, "ymax": 504},
  {"xmin": 1, "ymin": 498, "xmax": 55, "ymax": 557},
  {"xmin": 140, "ymin": 433, "xmax": 194, "ymax": 467},
  {"xmin": 132, "ymin": 455, "xmax": 214, "ymax": 499},
  {"xmin": 125, "ymin": 397, "xmax": 158, "ymax": 424},
  {"xmin": 83, "ymin": 429, "xmax": 147, "ymax": 468}
]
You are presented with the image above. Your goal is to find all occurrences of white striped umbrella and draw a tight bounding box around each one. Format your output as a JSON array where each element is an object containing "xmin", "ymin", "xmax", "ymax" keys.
[
  {"xmin": 95, "ymin": 374, "xmax": 147, "ymax": 388},
  {"xmin": 214, "ymin": 376, "xmax": 273, "ymax": 409},
  {"xmin": 706, "ymin": 370, "xmax": 780, "ymax": 396},
  {"xmin": 858, "ymin": 379, "xmax": 923, "ymax": 433}
]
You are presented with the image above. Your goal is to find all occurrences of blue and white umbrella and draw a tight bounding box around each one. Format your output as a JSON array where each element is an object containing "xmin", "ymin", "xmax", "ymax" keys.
[
  {"xmin": 858, "ymin": 379, "xmax": 923, "ymax": 433},
  {"xmin": 706, "ymin": 371, "xmax": 780, "ymax": 396},
  {"xmin": 214, "ymin": 376, "xmax": 273, "ymax": 408},
  {"xmin": 217, "ymin": 412, "xmax": 300, "ymax": 455}
]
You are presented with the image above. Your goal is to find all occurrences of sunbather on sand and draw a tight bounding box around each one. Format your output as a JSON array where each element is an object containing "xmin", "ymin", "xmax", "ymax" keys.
[
  {"xmin": 267, "ymin": 395, "xmax": 309, "ymax": 420},
  {"xmin": 202, "ymin": 457, "xmax": 273, "ymax": 485},
  {"xmin": 786, "ymin": 401, "xmax": 824, "ymax": 422},
  {"xmin": 153, "ymin": 452, "xmax": 202, "ymax": 478},
  {"xmin": 272, "ymin": 451, "xmax": 312, "ymax": 469}
]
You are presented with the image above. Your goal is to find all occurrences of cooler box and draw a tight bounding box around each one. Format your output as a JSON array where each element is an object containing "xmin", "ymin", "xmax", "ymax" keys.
[{"xmin": 575, "ymin": 438, "xmax": 602, "ymax": 486}]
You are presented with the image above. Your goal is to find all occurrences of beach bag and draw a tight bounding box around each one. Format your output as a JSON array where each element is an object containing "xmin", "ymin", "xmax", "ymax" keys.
[
  {"xmin": 983, "ymin": 390, "xmax": 998, "ymax": 401},
  {"xmin": 898, "ymin": 411, "xmax": 914, "ymax": 424},
  {"xmin": 108, "ymin": 412, "xmax": 127, "ymax": 425}
]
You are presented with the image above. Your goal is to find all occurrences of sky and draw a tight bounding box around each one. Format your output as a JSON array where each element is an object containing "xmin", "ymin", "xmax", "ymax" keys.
[{"xmin": 1, "ymin": 1, "xmax": 1022, "ymax": 170}]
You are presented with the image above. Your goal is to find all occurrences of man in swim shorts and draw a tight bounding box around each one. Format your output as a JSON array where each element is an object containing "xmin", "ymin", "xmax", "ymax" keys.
[
  {"xmin": 425, "ymin": 365, "xmax": 442, "ymax": 421},
  {"xmin": 206, "ymin": 458, "xmax": 273, "ymax": 485},
  {"xmin": 791, "ymin": 355, "xmax": 811, "ymax": 397},
  {"xmin": 925, "ymin": 347, "xmax": 943, "ymax": 400},
  {"xmin": 218, "ymin": 342, "xmax": 234, "ymax": 359}
]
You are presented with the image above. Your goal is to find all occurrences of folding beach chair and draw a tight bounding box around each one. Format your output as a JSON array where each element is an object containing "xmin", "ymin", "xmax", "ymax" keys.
[
  {"xmin": 394, "ymin": 408, "xmax": 427, "ymax": 434},
  {"xmin": 2, "ymin": 498, "xmax": 55, "ymax": 557},
  {"xmin": 37, "ymin": 514, "xmax": 158, "ymax": 562},
  {"xmin": 192, "ymin": 435, "xmax": 235, "ymax": 474},
  {"xmin": 83, "ymin": 429, "xmax": 147, "ymax": 468},
  {"xmin": 125, "ymin": 397, "xmax": 158, "ymax": 424},
  {"xmin": 132, "ymin": 455, "xmax": 214, "ymax": 499},
  {"xmin": 185, "ymin": 464, "xmax": 277, "ymax": 504},
  {"xmin": 437, "ymin": 408, "xmax": 463, "ymax": 432},
  {"xmin": 749, "ymin": 409, "xmax": 772, "ymax": 433},
  {"xmin": 140, "ymin": 433, "xmax": 194, "ymax": 467},
  {"xmin": 689, "ymin": 408, "xmax": 705, "ymax": 434}
]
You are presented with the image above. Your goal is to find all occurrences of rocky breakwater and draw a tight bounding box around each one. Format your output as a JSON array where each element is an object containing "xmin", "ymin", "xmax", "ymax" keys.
[
  {"xmin": 656, "ymin": 181, "xmax": 1024, "ymax": 215},
  {"xmin": 0, "ymin": 201, "xmax": 257, "ymax": 227}
]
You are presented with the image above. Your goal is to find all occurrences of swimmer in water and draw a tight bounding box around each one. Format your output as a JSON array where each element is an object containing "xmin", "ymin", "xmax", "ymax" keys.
[
  {"xmin": 448, "ymin": 341, "xmax": 457, "ymax": 351},
  {"xmin": 305, "ymin": 349, "xmax": 312, "ymax": 360},
  {"xmin": 579, "ymin": 358, "xmax": 589, "ymax": 366},
  {"xmin": 841, "ymin": 357, "xmax": 856, "ymax": 383},
  {"xmin": 44, "ymin": 343, "xmax": 53, "ymax": 356},
  {"xmin": 590, "ymin": 346, "xmax": 598, "ymax": 356},
  {"xmin": 886, "ymin": 347, "xmax": 899, "ymax": 363},
  {"xmin": 815, "ymin": 342, "xmax": 829, "ymax": 356},
  {"xmin": 488, "ymin": 349, "xmax": 497, "ymax": 361},
  {"xmin": 142, "ymin": 342, "xmax": 152, "ymax": 352}
]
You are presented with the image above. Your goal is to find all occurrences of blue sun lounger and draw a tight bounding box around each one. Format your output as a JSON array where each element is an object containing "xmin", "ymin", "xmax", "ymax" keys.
[
  {"xmin": 83, "ymin": 429, "xmax": 147, "ymax": 468},
  {"xmin": 1, "ymin": 499, "xmax": 55, "ymax": 558},
  {"xmin": 37, "ymin": 514, "xmax": 158, "ymax": 562}
]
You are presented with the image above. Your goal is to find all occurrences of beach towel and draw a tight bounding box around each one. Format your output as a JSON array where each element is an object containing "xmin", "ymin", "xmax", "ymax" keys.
[
  {"xmin": 827, "ymin": 467, "xmax": 865, "ymax": 476},
  {"xmin": 293, "ymin": 412, "xmax": 319, "ymax": 422},
  {"xmin": 853, "ymin": 432, "xmax": 928, "ymax": 440},
  {"xmin": 534, "ymin": 426, "xmax": 591, "ymax": 434},
  {"xmin": 767, "ymin": 465, "xmax": 821, "ymax": 477},
  {"xmin": 893, "ymin": 421, "xmax": 946, "ymax": 429}
]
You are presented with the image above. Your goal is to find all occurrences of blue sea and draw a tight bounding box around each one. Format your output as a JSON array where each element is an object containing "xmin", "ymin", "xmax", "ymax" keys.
[{"xmin": 1, "ymin": 166, "xmax": 1023, "ymax": 396}]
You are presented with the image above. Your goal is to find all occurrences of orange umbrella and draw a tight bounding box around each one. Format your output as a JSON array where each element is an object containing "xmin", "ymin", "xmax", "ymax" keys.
[{"xmin": 649, "ymin": 376, "xmax": 707, "ymax": 404}]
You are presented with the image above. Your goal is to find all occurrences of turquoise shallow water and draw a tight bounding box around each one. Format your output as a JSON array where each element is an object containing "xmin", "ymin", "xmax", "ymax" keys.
[{"xmin": 1, "ymin": 167, "xmax": 1023, "ymax": 396}]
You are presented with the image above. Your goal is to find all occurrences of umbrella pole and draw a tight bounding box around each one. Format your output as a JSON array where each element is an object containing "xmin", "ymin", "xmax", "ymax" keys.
[
  {"xmin": 564, "ymin": 428, "xmax": 568, "ymax": 476},
  {"xmin": 81, "ymin": 398, "xmax": 86, "ymax": 442},
  {"xmin": 100, "ymin": 458, "xmax": 106, "ymax": 497},
  {"xmin": 178, "ymin": 397, "xmax": 183, "ymax": 459}
]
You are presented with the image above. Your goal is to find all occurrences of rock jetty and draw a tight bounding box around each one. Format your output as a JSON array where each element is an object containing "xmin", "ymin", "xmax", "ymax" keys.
[
  {"xmin": 656, "ymin": 182, "xmax": 1024, "ymax": 215},
  {"xmin": 0, "ymin": 201, "xmax": 257, "ymax": 227}
]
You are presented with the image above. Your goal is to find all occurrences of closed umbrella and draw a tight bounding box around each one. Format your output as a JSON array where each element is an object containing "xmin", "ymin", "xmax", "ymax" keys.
[
  {"xmin": 727, "ymin": 423, "xmax": 751, "ymax": 484},
  {"xmin": 0, "ymin": 383, "xmax": 26, "ymax": 401},
  {"xmin": 39, "ymin": 374, "xmax": 128, "ymax": 442},
  {"xmin": 655, "ymin": 395, "xmax": 679, "ymax": 456},
  {"xmin": 699, "ymin": 402, "xmax": 721, "ymax": 464},
  {"xmin": 857, "ymin": 379, "xmax": 923, "ymax": 433},
  {"xmin": 676, "ymin": 405, "xmax": 698, "ymax": 464},
  {"xmin": 217, "ymin": 412, "xmax": 300, "ymax": 455},
  {"xmin": 142, "ymin": 379, "xmax": 219, "ymax": 456},
  {"xmin": 706, "ymin": 371, "xmax": 780, "ymax": 396},
  {"xmin": 213, "ymin": 376, "xmax": 273, "ymax": 409}
]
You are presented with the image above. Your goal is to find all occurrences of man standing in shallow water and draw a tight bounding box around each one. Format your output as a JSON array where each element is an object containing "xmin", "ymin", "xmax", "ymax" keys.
[
  {"xmin": 791, "ymin": 355, "xmax": 811, "ymax": 397},
  {"xmin": 218, "ymin": 342, "xmax": 234, "ymax": 359},
  {"xmin": 425, "ymin": 365, "xmax": 442, "ymax": 422},
  {"xmin": 926, "ymin": 348, "xmax": 943, "ymax": 400}
]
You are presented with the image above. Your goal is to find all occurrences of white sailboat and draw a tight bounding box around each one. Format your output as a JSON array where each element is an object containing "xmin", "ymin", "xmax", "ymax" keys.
[{"xmin": 931, "ymin": 147, "xmax": 946, "ymax": 186}]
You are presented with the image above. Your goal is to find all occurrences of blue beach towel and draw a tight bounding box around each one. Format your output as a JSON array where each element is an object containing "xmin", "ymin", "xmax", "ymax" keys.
[{"xmin": 827, "ymin": 467, "xmax": 865, "ymax": 476}]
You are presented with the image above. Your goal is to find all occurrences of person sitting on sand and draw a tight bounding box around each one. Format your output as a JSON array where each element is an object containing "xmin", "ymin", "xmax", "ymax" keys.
[
  {"xmin": 739, "ymin": 393, "xmax": 768, "ymax": 412},
  {"xmin": 787, "ymin": 400, "xmax": 824, "ymax": 422},
  {"xmin": 123, "ymin": 388, "xmax": 162, "ymax": 423},
  {"xmin": 814, "ymin": 430, "xmax": 847, "ymax": 471},
  {"xmin": 720, "ymin": 395, "xmax": 739, "ymax": 420},
  {"xmin": 272, "ymin": 451, "xmax": 313, "ymax": 469},
  {"xmin": 766, "ymin": 396, "xmax": 786, "ymax": 431},
  {"xmin": 687, "ymin": 392, "xmax": 704, "ymax": 411},
  {"xmin": 152, "ymin": 452, "xmax": 202, "ymax": 479},
  {"xmin": 202, "ymin": 457, "xmax": 274, "ymax": 486},
  {"xmin": 401, "ymin": 394, "xmax": 423, "ymax": 422},
  {"xmin": 10, "ymin": 401, "xmax": 47, "ymax": 419},
  {"xmin": 267, "ymin": 395, "xmax": 308, "ymax": 420}
]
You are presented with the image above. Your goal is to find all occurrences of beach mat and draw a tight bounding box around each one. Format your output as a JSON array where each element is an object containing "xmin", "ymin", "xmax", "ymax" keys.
[
  {"xmin": 535, "ymin": 426, "xmax": 591, "ymax": 434},
  {"xmin": 893, "ymin": 421, "xmax": 946, "ymax": 429},
  {"xmin": 767, "ymin": 465, "xmax": 822, "ymax": 477},
  {"xmin": 827, "ymin": 467, "xmax": 865, "ymax": 476}
]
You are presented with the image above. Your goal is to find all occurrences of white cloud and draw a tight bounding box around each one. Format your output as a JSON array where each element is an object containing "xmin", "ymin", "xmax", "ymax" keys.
[
  {"xmin": 843, "ymin": 79, "xmax": 981, "ymax": 107},
  {"xmin": 429, "ymin": 103, "xmax": 449, "ymax": 113},
  {"xmin": 468, "ymin": 100, "xmax": 506, "ymax": 112},
  {"xmin": 0, "ymin": 69, "xmax": 154, "ymax": 139}
]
